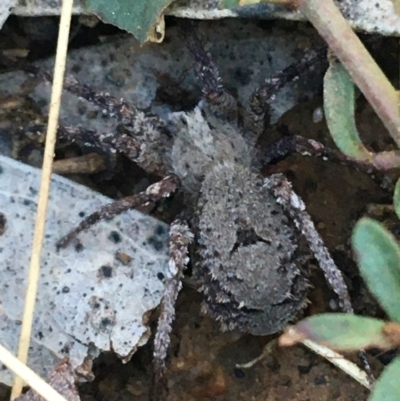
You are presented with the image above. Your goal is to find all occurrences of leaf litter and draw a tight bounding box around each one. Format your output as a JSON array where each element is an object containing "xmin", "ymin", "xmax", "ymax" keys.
[{"xmin": 0, "ymin": 154, "xmax": 170, "ymax": 385}]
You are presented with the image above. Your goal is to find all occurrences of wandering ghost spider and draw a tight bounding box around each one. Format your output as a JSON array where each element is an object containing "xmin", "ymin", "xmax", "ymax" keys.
[{"xmin": 4, "ymin": 20, "xmax": 373, "ymax": 394}]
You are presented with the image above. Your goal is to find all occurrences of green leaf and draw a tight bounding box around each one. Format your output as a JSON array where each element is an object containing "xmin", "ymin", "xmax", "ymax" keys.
[
  {"xmin": 222, "ymin": 0, "xmax": 240, "ymax": 7},
  {"xmin": 394, "ymin": 179, "xmax": 400, "ymax": 220},
  {"xmin": 352, "ymin": 218, "xmax": 400, "ymax": 322},
  {"xmin": 222, "ymin": 0, "xmax": 260, "ymax": 7},
  {"xmin": 369, "ymin": 357, "xmax": 400, "ymax": 401},
  {"xmin": 283, "ymin": 314, "xmax": 391, "ymax": 350},
  {"xmin": 86, "ymin": 0, "xmax": 174, "ymax": 43},
  {"xmin": 323, "ymin": 60, "xmax": 372, "ymax": 161}
]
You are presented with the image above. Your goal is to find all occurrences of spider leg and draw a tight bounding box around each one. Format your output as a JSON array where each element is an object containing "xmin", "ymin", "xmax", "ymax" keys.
[
  {"xmin": 16, "ymin": 61, "xmax": 162, "ymax": 129},
  {"xmin": 246, "ymin": 46, "xmax": 326, "ymax": 141},
  {"xmin": 261, "ymin": 133, "xmax": 388, "ymax": 188},
  {"xmin": 264, "ymin": 174, "xmax": 374, "ymax": 379},
  {"xmin": 262, "ymin": 133, "xmax": 371, "ymax": 167},
  {"xmin": 250, "ymin": 47, "xmax": 327, "ymax": 128},
  {"xmin": 3, "ymin": 56, "xmax": 170, "ymax": 176},
  {"xmin": 181, "ymin": 22, "xmax": 238, "ymax": 123},
  {"xmin": 25, "ymin": 117, "xmax": 167, "ymax": 175},
  {"xmin": 182, "ymin": 22, "xmax": 268, "ymax": 145},
  {"xmin": 57, "ymin": 124, "xmax": 141, "ymax": 161},
  {"xmin": 57, "ymin": 77, "xmax": 170, "ymax": 176},
  {"xmin": 265, "ymin": 173, "xmax": 352, "ymax": 312},
  {"xmin": 56, "ymin": 174, "xmax": 180, "ymax": 249},
  {"xmin": 57, "ymin": 124, "xmax": 167, "ymax": 175},
  {"xmin": 151, "ymin": 220, "xmax": 193, "ymax": 398}
]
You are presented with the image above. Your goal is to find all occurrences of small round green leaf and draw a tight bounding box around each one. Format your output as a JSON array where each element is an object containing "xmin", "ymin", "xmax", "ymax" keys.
[
  {"xmin": 288, "ymin": 314, "xmax": 390, "ymax": 350},
  {"xmin": 394, "ymin": 178, "xmax": 400, "ymax": 220},
  {"xmin": 352, "ymin": 218, "xmax": 400, "ymax": 322},
  {"xmin": 222, "ymin": 0, "xmax": 259, "ymax": 6},
  {"xmin": 323, "ymin": 60, "xmax": 372, "ymax": 161},
  {"xmin": 369, "ymin": 357, "xmax": 400, "ymax": 401}
]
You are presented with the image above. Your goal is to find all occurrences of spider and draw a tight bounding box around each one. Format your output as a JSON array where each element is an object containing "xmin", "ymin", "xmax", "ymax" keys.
[{"xmin": 5, "ymin": 21, "xmax": 370, "ymax": 396}]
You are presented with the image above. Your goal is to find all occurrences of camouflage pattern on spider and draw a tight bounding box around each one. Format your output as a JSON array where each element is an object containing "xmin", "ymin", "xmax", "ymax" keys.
[{"xmin": 6, "ymin": 22, "xmax": 358, "ymax": 393}]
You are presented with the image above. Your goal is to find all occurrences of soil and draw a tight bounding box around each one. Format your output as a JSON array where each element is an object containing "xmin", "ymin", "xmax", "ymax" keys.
[{"xmin": 0, "ymin": 15, "xmax": 399, "ymax": 401}]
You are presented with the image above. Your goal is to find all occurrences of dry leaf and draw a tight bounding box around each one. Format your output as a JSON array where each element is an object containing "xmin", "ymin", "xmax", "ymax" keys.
[{"xmin": 0, "ymin": 155, "xmax": 169, "ymax": 385}]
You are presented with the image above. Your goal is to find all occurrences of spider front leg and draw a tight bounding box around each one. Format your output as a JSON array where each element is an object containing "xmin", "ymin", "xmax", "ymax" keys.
[
  {"xmin": 150, "ymin": 220, "xmax": 193, "ymax": 401},
  {"xmin": 7, "ymin": 56, "xmax": 170, "ymax": 175},
  {"xmin": 181, "ymin": 21, "xmax": 238, "ymax": 123},
  {"xmin": 57, "ymin": 175, "xmax": 180, "ymax": 249},
  {"xmin": 56, "ymin": 125, "xmax": 143, "ymax": 163}
]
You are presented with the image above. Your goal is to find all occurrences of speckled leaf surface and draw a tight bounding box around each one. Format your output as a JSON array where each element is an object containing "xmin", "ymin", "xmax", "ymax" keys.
[
  {"xmin": 8, "ymin": 0, "xmax": 400, "ymax": 37},
  {"xmin": 0, "ymin": 0, "xmax": 17, "ymax": 29},
  {"xmin": 0, "ymin": 155, "xmax": 169, "ymax": 385},
  {"xmin": 86, "ymin": 0, "xmax": 174, "ymax": 43},
  {"xmin": 0, "ymin": 21, "xmax": 325, "ymax": 137}
]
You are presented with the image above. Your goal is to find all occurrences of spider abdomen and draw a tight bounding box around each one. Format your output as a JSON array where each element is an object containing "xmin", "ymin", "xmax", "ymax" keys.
[{"xmin": 197, "ymin": 161, "xmax": 311, "ymax": 335}]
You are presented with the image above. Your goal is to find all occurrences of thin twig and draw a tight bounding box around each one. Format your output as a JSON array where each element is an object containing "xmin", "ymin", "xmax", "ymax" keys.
[
  {"xmin": 301, "ymin": 339, "xmax": 372, "ymax": 389},
  {"xmin": 0, "ymin": 343, "xmax": 68, "ymax": 401},
  {"xmin": 11, "ymin": 0, "xmax": 74, "ymax": 398},
  {"xmin": 297, "ymin": 0, "xmax": 400, "ymax": 146}
]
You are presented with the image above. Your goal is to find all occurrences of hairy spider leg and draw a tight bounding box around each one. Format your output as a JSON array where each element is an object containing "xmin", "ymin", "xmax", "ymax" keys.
[
  {"xmin": 181, "ymin": 22, "xmax": 239, "ymax": 123},
  {"xmin": 264, "ymin": 173, "xmax": 373, "ymax": 379},
  {"xmin": 262, "ymin": 133, "xmax": 386, "ymax": 188},
  {"xmin": 2, "ymin": 57, "xmax": 170, "ymax": 176},
  {"xmin": 250, "ymin": 47, "xmax": 327, "ymax": 124},
  {"xmin": 151, "ymin": 220, "xmax": 193, "ymax": 398},
  {"xmin": 56, "ymin": 175, "xmax": 180, "ymax": 249}
]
